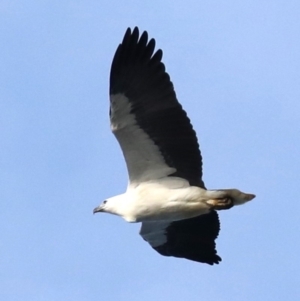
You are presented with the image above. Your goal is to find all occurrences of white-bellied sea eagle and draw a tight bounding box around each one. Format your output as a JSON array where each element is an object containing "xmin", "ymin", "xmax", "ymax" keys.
[{"xmin": 93, "ymin": 27, "xmax": 255, "ymax": 265}]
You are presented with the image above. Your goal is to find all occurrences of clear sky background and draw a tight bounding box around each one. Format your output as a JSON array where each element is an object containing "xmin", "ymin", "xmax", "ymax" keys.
[{"xmin": 1, "ymin": 1, "xmax": 300, "ymax": 300}]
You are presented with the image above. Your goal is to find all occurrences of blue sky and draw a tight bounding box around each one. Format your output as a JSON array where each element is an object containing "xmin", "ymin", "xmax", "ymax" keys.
[{"xmin": 1, "ymin": 1, "xmax": 300, "ymax": 300}]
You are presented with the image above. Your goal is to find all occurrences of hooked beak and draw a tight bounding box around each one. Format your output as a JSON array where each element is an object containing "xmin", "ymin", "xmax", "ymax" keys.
[{"xmin": 93, "ymin": 205, "xmax": 104, "ymax": 214}]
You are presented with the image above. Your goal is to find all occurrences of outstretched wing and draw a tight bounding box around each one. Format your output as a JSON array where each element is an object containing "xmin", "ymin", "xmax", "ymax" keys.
[
  {"xmin": 110, "ymin": 27, "xmax": 204, "ymax": 186},
  {"xmin": 140, "ymin": 211, "xmax": 221, "ymax": 265}
]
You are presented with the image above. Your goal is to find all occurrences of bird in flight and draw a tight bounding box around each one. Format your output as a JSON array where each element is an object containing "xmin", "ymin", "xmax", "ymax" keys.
[{"xmin": 93, "ymin": 27, "xmax": 255, "ymax": 265}]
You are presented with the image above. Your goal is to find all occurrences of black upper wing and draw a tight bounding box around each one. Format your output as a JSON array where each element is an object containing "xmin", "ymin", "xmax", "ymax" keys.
[{"xmin": 110, "ymin": 27, "xmax": 204, "ymax": 187}]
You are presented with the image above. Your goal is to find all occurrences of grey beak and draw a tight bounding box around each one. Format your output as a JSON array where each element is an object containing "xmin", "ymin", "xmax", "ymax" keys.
[{"xmin": 93, "ymin": 205, "xmax": 104, "ymax": 214}]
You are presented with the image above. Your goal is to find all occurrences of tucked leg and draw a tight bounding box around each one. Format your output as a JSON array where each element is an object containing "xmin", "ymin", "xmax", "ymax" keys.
[{"xmin": 205, "ymin": 197, "xmax": 234, "ymax": 210}]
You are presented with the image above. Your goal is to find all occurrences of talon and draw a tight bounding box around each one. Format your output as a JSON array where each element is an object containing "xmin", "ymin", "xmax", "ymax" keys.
[{"xmin": 206, "ymin": 197, "xmax": 233, "ymax": 210}]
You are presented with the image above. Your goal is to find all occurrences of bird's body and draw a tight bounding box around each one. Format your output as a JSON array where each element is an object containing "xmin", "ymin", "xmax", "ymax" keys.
[
  {"xmin": 94, "ymin": 27, "xmax": 255, "ymax": 264},
  {"xmin": 102, "ymin": 179, "xmax": 210, "ymax": 223},
  {"xmin": 103, "ymin": 179, "xmax": 253, "ymax": 223}
]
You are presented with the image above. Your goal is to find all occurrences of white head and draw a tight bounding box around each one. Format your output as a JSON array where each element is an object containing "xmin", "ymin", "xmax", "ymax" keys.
[{"xmin": 93, "ymin": 194, "xmax": 129, "ymax": 218}]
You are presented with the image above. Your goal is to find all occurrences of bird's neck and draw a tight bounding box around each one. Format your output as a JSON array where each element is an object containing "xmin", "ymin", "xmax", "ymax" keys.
[{"xmin": 106, "ymin": 193, "xmax": 137, "ymax": 222}]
